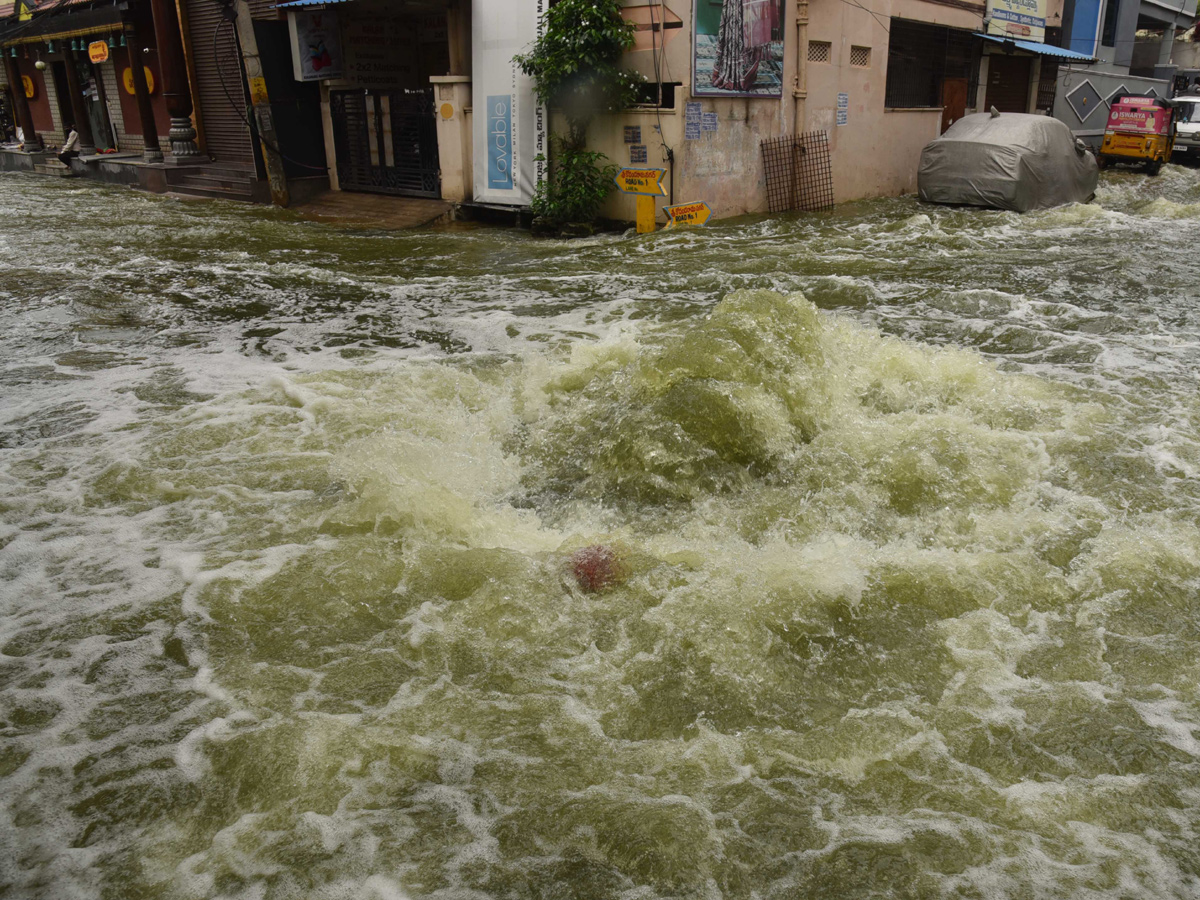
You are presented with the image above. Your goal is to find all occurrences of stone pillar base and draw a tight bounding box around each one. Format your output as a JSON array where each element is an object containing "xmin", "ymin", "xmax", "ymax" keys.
[
  {"xmin": 169, "ymin": 117, "xmax": 200, "ymax": 157},
  {"xmin": 144, "ymin": 147, "xmax": 164, "ymax": 163}
]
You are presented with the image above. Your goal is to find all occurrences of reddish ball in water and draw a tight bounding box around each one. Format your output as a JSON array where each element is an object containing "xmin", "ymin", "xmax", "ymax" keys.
[{"xmin": 570, "ymin": 545, "xmax": 623, "ymax": 593}]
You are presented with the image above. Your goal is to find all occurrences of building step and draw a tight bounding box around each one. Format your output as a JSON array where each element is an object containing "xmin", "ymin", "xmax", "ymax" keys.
[
  {"xmin": 166, "ymin": 165, "xmax": 255, "ymax": 183},
  {"xmin": 168, "ymin": 183, "xmax": 255, "ymax": 202},
  {"xmin": 171, "ymin": 172, "xmax": 255, "ymax": 191},
  {"xmin": 34, "ymin": 161, "xmax": 76, "ymax": 178}
]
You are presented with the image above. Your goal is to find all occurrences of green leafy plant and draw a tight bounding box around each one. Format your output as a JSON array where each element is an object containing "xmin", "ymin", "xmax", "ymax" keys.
[
  {"xmin": 530, "ymin": 143, "xmax": 620, "ymax": 225},
  {"xmin": 514, "ymin": 0, "xmax": 642, "ymax": 226},
  {"xmin": 514, "ymin": 0, "xmax": 642, "ymax": 148}
]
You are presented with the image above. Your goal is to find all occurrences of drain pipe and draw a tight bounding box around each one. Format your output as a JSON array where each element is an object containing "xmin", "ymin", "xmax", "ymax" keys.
[{"xmin": 793, "ymin": 0, "xmax": 809, "ymax": 134}]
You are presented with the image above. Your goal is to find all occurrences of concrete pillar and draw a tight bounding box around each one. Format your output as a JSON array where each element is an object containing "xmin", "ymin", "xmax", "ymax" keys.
[
  {"xmin": 430, "ymin": 75, "xmax": 472, "ymax": 202},
  {"xmin": 62, "ymin": 48, "xmax": 96, "ymax": 154},
  {"xmin": 232, "ymin": 0, "xmax": 289, "ymax": 206},
  {"xmin": 4, "ymin": 53, "xmax": 42, "ymax": 151},
  {"xmin": 1159, "ymin": 24, "xmax": 1176, "ymax": 66},
  {"xmin": 149, "ymin": 0, "xmax": 198, "ymax": 157},
  {"xmin": 446, "ymin": 0, "xmax": 471, "ymax": 76},
  {"xmin": 124, "ymin": 21, "xmax": 163, "ymax": 162},
  {"xmin": 1028, "ymin": 57, "xmax": 1042, "ymax": 114},
  {"xmin": 976, "ymin": 55, "xmax": 990, "ymax": 112}
]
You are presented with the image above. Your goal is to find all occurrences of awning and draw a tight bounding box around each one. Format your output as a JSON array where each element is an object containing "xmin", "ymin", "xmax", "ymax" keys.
[
  {"xmin": 274, "ymin": 0, "xmax": 353, "ymax": 8},
  {"xmin": 0, "ymin": 5, "xmax": 124, "ymax": 46},
  {"xmin": 978, "ymin": 34, "xmax": 1097, "ymax": 63}
]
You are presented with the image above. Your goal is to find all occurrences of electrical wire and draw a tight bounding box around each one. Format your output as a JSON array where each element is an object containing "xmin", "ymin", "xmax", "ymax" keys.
[
  {"xmin": 648, "ymin": 0, "xmax": 674, "ymax": 183},
  {"xmin": 212, "ymin": 13, "xmax": 327, "ymax": 172},
  {"xmin": 0, "ymin": 0, "xmax": 84, "ymax": 46},
  {"xmin": 836, "ymin": 0, "xmax": 893, "ymax": 35}
]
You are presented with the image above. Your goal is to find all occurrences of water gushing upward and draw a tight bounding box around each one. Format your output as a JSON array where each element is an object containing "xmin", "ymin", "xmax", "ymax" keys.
[{"xmin": 2, "ymin": 168, "xmax": 1200, "ymax": 899}]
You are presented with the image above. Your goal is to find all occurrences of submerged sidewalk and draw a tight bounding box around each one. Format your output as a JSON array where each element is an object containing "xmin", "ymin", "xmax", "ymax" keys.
[
  {"xmin": 289, "ymin": 190, "xmax": 452, "ymax": 230},
  {"xmin": 0, "ymin": 148, "xmax": 453, "ymax": 229}
]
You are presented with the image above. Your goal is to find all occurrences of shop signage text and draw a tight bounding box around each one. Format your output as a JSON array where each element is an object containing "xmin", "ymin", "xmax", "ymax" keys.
[
  {"xmin": 985, "ymin": 0, "xmax": 1046, "ymax": 42},
  {"xmin": 665, "ymin": 201, "xmax": 712, "ymax": 227},
  {"xmin": 613, "ymin": 168, "xmax": 667, "ymax": 196},
  {"xmin": 487, "ymin": 95, "xmax": 514, "ymax": 190}
]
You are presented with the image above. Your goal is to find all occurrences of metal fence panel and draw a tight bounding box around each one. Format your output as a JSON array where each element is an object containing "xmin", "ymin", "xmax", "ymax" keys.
[{"xmin": 761, "ymin": 131, "xmax": 834, "ymax": 213}]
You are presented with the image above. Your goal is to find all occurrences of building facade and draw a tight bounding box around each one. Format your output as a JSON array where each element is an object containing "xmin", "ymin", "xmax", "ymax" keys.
[
  {"xmin": 3, "ymin": 0, "xmax": 1193, "ymax": 220},
  {"xmin": 1054, "ymin": 0, "xmax": 1197, "ymax": 142}
]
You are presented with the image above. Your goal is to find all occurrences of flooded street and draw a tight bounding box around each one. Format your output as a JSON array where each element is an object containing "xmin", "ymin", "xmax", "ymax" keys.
[{"xmin": 3, "ymin": 166, "xmax": 1200, "ymax": 899}]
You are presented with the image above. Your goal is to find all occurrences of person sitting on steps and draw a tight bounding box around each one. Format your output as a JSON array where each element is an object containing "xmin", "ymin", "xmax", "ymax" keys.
[{"xmin": 58, "ymin": 124, "xmax": 79, "ymax": 166}]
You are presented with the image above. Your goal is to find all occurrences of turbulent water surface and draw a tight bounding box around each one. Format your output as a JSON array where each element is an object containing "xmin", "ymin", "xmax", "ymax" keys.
[{"xmin": 3, "ymin": 167, "xmax": 1200, "ymax": 900}]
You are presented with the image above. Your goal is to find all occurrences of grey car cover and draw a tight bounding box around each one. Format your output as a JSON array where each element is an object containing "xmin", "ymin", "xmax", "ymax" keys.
[{"xmin": 918, "ymin": 112, "xmax": 1099, "ymax": 212}]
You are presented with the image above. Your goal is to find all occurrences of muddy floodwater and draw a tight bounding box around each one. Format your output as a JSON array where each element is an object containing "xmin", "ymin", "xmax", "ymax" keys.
[{"xmin": 3, "ymin": 167, "xmax": 1200, "ymax": 900}]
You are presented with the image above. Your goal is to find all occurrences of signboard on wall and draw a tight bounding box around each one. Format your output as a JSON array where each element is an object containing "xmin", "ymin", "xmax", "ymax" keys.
[
  {"xmin": 986, "ymin": 0, "xmax": 1047, "ymax": 43},
  {"xmin": 288, "ymin": 10, "xmax": 343, "ymax": 81},
  {"xmin": 471, "ymin": 0, "xmax": 546, "ymax": 206},
  {"xmin": 692, "ymin": 0, "xmax": 785, "ymax": 97},
  {"xmin": 343, "ymin": 16, "xmax": 416, "ymax": 86}
]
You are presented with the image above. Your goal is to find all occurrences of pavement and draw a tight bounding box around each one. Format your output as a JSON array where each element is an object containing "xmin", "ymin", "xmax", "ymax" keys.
[{"xmin": 289, "ymin": 189, "xmax": 453, "ymax": 229}]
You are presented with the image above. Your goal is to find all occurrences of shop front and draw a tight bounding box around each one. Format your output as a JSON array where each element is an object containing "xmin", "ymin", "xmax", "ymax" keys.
[
  {"xmin": 1, "ymin": 1, "xmax": 174, "ymax": 157},
  {"xmin": 284, "ymin": 0, "xmax": 453, "ymax": 198}
]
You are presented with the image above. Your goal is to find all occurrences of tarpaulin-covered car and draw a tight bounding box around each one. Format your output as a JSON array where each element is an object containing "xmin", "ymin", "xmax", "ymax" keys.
[{"xmin": 917, "ymin": 111, "xmax": 1099, "ymax": 212}]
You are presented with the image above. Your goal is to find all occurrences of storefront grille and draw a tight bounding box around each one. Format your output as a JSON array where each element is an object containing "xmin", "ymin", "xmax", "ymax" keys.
[
  {"xmin": 761, "ymin": 131, "xmax": 834, "ymax": 213},
  {"xmin": 330, "ymin": 88, "xmax": 440, "ymax": 198},
  {"xmin": 1037, "ymin": 59, "xmax": 1059, "ymax": 111}
]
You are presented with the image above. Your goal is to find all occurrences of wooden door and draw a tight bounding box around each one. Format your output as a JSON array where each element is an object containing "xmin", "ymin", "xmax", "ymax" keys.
[
  {"xmin": 985, "ymin": 55, "xmax": 1032, "ymax": 113},
  {"xmin": 941, "ymin": 77, "xmax": 968, "ymax": 132}
]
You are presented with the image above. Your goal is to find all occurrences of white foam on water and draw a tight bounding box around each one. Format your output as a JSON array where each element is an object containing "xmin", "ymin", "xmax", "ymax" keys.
[{"xmin": 7, "ymin": 168, "xmax": 1200, "ymax": 898}]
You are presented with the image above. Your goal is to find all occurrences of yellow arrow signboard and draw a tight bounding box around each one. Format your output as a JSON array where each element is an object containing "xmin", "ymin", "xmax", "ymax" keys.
[
  {"xmin": 665, "ymin": 200, "xmax": 712, "ymax": 228},
  {"xmin": 613, "ymin": 167, "xmax": 666, "ymax": 196}
]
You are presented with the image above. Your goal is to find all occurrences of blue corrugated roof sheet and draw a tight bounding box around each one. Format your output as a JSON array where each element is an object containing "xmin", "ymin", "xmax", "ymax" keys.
[{"xmin": 979, "ymin": 34, "xmax": 1097, "ymax": 62}]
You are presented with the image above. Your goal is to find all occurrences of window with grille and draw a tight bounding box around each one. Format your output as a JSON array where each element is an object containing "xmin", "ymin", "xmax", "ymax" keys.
[
  {"xmin": 808, "ymin": 41, "xmax": 832, "ymax": 63},
  {"xmin": 1036, "ymin": 59, "xmax": 1059, "ymax": 110},
  {"xmin": 850, "ymin": 45, "xmax": 871, "ymax": 67},
  {"xmin": 1101, "ymin": 0, "xmax": 1119, "ymax": 47},
  {"xmin": 885, "ymin": 18, "xmax": 978, "ymax": 108}
]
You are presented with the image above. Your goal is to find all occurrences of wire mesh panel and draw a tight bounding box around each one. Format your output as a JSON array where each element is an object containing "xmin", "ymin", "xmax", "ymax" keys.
[{"xmin": 761, "ymin": 131, "xmax": 834, "ymax": 213}]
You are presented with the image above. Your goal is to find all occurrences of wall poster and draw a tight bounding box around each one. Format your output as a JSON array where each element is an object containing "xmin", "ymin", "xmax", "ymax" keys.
[
  {"xmin": 287, "ymin": 9, "xmax": 344, "ymax": 82},
  {"xmin": 471, "ymin": 0, "xmax": 546, "ymax": 206},
  {"xmin": 692, "ymin": 0, "xmax": 785, "ymax": 97},
  {"xmin": 343, "ymin": 15, "xmax": 417, "ymax": 87}
]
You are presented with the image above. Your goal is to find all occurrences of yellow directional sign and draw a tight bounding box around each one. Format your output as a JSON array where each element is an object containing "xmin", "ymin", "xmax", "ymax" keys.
[
  {"xmin": 665, "ymin": 200, "xmax": 712, "ymax": 228},
  {"xmin": 614, "ymin": 167, "xmax": 667, "ymax": 196}
]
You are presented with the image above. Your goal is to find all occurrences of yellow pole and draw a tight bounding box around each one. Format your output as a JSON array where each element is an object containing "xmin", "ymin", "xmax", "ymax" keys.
[{"xmin": 637, "ymin": 194, "xmax": 656, "ymax": 233}]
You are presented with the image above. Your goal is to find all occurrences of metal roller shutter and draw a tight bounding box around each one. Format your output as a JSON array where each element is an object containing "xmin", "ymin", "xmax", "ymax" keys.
[
  {"xmin": 184, "ymin": 0, "xmax": 256, "ymax": 168},
  {"xmin": 246, "ymin": 0, "xmax": 279, "ymax": 21}
]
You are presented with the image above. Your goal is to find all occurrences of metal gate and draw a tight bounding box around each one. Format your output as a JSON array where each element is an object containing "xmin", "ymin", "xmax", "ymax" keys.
[{"xmin": 331, "ymin": 88, "xmax": 440, "ymax": 198}]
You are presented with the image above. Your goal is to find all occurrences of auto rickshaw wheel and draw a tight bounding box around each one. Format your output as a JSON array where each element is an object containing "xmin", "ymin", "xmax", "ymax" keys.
[{"xmin": 1147, "ymin": 158, "xmax": 1164, "ymax": 176}]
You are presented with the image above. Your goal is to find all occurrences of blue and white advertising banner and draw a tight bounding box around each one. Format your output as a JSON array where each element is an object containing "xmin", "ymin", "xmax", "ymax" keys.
[
  {"xmin": 472, "ymin": 0, "xmax": 545, "ymax": 205},
  {"xmin": 986, "ymin": 0, "xmax": 1047, "ymax": 43}
]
